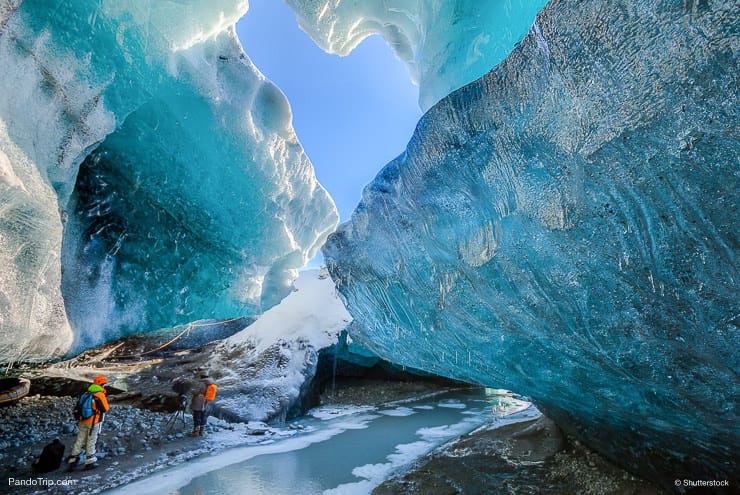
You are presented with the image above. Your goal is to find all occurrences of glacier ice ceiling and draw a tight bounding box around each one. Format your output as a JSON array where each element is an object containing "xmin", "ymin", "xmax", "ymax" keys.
[
  {"xmin": 324, "ymin": 0, "xmax": 738, "ymax": 488},
  {"xmin": 286, "ymin": 0, "xmax": 548, "ymax": 111},
  {"xmin": 0, "ymin": 0, "xmax": 338, "ymax": 361}
]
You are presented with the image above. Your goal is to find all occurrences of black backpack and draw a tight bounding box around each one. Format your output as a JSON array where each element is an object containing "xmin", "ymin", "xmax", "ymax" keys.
[{"xmin": 32, "ymin": 438, "xmax": 65, "ymax": 473}]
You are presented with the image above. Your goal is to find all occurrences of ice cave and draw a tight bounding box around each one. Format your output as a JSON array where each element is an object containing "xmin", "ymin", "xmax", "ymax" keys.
[{"xmin": 0, "ymin": 0, "xmax": 736, "ymax": 492}]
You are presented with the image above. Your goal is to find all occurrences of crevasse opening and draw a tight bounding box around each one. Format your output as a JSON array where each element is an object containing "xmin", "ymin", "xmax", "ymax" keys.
[{"xmin": 237, "ymin": 0, "xmax": 422, "ymax": 224}]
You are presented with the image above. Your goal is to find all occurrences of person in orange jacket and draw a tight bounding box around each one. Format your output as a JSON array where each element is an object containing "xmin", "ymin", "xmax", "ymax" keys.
[
  {"xmin": 67, "ymin": 375, "xmax": 110, "ymax": 471},
  {"xmin": 189, "ymin": 372, "xmax": 215, "ymax": 437}
]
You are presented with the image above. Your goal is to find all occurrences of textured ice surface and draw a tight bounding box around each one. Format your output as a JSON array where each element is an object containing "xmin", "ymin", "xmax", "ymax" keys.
[
  {"xmin": 324, "ymin": 0, "xmax": 738, "ymax": 487},
  {"xmin": 0, "ymin": 0, "xmax": 338, "ymax": 360},
  {"xmin": 286, "ymin": 0, "xmax": 547, "ymax": 111},
  {"xmin": 0, "ymin": 120, "xmax": 71, "ymax": 361}
]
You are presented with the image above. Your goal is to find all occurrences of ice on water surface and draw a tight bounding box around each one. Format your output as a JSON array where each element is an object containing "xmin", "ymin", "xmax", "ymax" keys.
[
  {"xmin": 324, "ymin": 0, "xmax": 738, "ymax": 487},
  {"xmin": 0, "ymin": 0, "xmax": 338, "ymax": 359}
]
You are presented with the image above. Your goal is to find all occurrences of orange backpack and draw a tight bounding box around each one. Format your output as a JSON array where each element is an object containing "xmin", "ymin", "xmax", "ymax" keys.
[{"xmin": 204, "ymin": 383, "xmax": 218, "ymax": 402}]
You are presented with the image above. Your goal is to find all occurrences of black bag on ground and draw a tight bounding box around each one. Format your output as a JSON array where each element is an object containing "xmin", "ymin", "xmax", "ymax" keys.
[{"xmin": 32, "ymin": 438, "xmax": 65, "ymax": 473}]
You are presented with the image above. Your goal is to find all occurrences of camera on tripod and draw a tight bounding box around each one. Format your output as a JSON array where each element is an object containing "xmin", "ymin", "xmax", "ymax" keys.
[
  {"xmin": 172, "ymin": 380, "xmax": 190, "ymax": 410},
  {"xmin": 164, "ymin": 379, "xmax": 191, "ymax": 433}
]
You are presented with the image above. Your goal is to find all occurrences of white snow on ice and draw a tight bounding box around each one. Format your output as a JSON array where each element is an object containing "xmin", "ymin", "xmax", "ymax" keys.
[
  {"xmin": 437, "ymin": 399, "xmax": 467, "ymax": 409},
  {"xmin": 377, "ymin": 406, "xmax": 416, "ymax": 417},
  {"xmin": 224, "ymin": 267, "xmax": 352, "ymax": 354},
  {"xmin": 309, "ymin": 404, "xmax": 377, "ymax": 420}
]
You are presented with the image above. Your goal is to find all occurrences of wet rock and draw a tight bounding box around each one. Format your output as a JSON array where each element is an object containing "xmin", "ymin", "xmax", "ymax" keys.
[{"xmin": 374, "ymin": 417, "xmax": 666, "ymax": 495}]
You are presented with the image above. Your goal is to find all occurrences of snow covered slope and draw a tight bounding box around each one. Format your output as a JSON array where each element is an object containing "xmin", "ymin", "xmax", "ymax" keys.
[{"xmin": 207, "ymin": 268, "xmax": 352, "ymax": 422}]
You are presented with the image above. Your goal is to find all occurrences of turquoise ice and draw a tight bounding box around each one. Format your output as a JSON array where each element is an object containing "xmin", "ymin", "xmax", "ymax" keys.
[
  {"xmin": 324, "ymin": 0, "xmax": 738, "ymax": 488},
  {"xmin": 0, "ymin": 0, "xmax": 338, "ymax": 358}
]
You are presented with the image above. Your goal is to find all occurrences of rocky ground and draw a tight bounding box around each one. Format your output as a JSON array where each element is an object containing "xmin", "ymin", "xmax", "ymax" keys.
[
  {"xmin": 0, "ymin": 373, "xmax": 669, "ymax": 495},
  {"xmin": 372, "ymin": 414, "xmax": 667, "ymax": 495},
  {"xmin": 0, "ymin": 393, "xmax": 260, "ymax": 495},
  {"xmin": 0, "ymin": 376, "xmax": 460, "ymax": 495}
]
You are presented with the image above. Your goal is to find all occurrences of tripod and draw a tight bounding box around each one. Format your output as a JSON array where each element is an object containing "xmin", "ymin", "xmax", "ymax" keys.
[{"xmin": 164, "ymin": 395, "xmax": 188, "ymax": 433}]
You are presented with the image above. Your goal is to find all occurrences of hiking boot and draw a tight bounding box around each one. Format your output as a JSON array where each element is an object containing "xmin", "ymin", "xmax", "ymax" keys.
[
  {"xmin": 66, "ymin": 456, "xmax": 79, "ymax": 471},
  {"xmin": 83, "ymin": 462, "xmax": 99, "ymax": 470}
]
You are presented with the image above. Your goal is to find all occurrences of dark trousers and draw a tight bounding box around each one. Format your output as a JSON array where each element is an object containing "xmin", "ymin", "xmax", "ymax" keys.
[{"xmin": 193, "ymin": 409, "xmax": 207, "ymax": 428}]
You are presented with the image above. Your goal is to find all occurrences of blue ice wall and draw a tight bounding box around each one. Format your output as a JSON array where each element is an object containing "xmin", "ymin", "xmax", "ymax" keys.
[
  {"xmin": 324, "ymin": 0, "xmax": 738, "ymax": 488},
  {"xmin": 0, "ymin": 0, "xmax": 338, "ymax": 359}
]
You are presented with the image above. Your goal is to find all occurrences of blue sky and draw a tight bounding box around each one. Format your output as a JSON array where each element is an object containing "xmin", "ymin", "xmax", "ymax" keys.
[{"xmin": 236, "ymin": 0, "xmax": 422, "ymax": 223}]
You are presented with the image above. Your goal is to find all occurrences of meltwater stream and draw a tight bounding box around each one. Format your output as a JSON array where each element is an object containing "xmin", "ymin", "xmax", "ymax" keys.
[{"xmin": 107, "ymin": 388, "xmax": 535, "ymax": 495}]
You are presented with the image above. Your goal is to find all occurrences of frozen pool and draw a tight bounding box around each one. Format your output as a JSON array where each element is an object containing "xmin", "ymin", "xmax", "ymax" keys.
[{"xmin": 105, "ymin": 388, "xmax": 536, "ymax": 495}]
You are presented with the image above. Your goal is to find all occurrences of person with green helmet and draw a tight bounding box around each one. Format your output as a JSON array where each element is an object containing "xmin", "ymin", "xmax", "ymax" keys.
[{"xmin": 67, "ymin": 375, "xmax": 110, "ymax": 471}]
